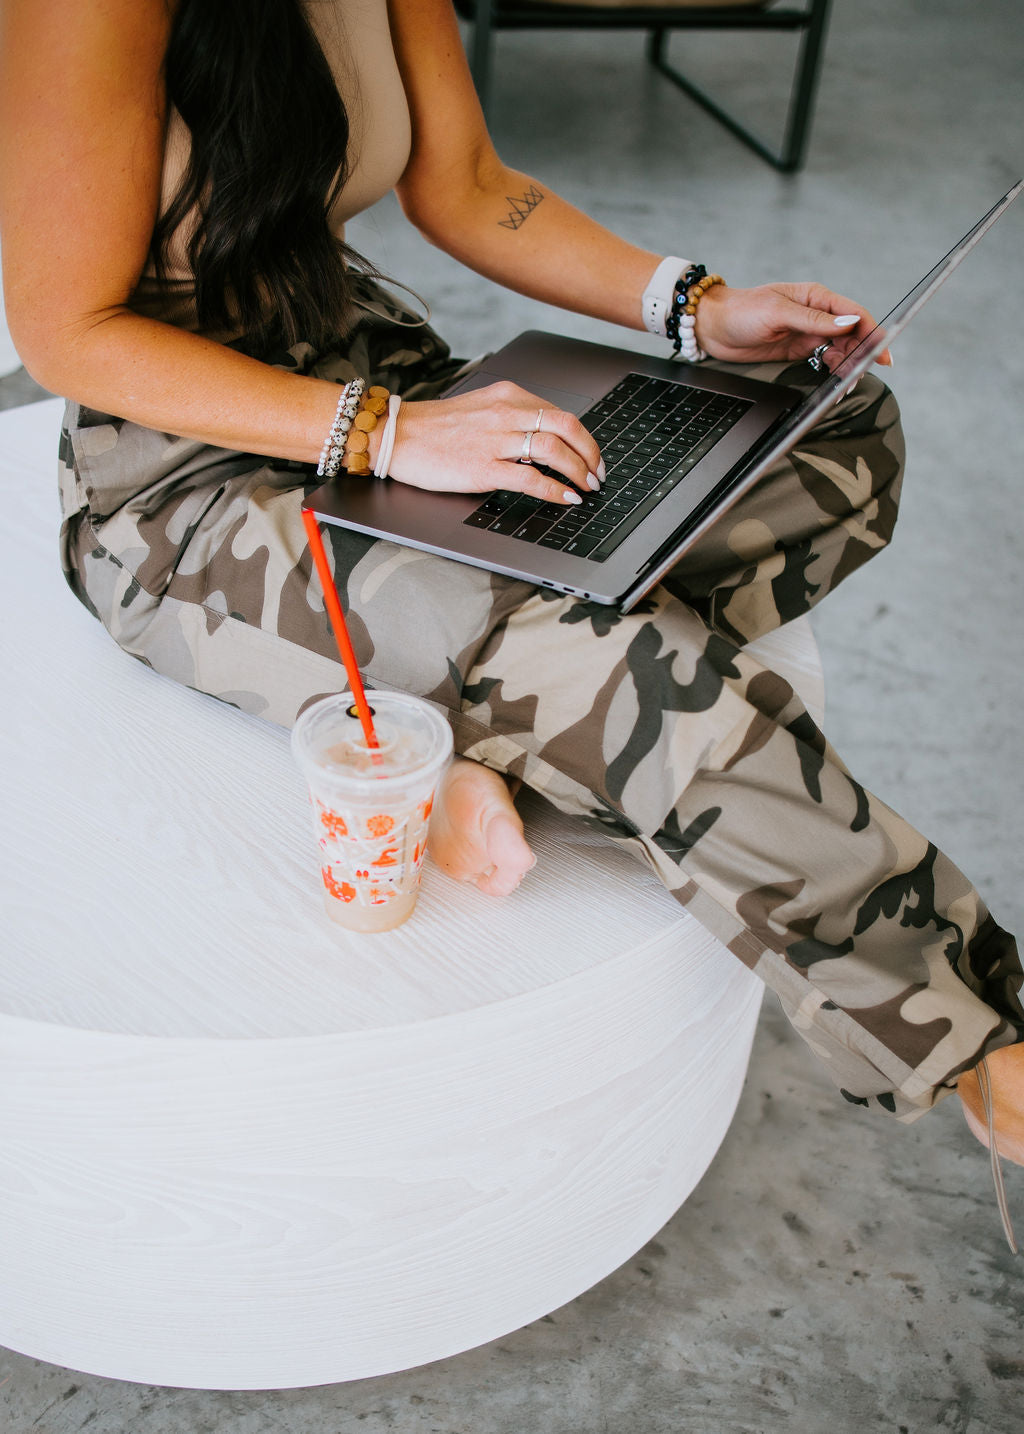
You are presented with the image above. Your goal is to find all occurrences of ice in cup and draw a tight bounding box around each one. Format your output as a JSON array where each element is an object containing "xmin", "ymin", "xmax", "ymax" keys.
[{"xmin": 291, "ymin": 691, "xmax": 453, "ymax": 932}]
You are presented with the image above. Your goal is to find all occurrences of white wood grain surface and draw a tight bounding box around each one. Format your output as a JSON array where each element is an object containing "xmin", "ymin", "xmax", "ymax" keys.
[{"xmin": 0, "ymin": 399, "xmax": 825, "ymax": 1388}]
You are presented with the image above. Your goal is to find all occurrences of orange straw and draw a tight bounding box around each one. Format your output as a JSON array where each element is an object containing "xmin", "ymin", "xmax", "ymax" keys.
[{"xmin": 301, "ymin": 507, "xmax": 379, "ymax": 750}]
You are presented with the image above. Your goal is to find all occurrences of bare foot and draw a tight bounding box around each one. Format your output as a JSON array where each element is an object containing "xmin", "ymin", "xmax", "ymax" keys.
[
  {"xmin": 427, "ymin": 757, "xmax": 535, "ymax": 897},
  {"xmin": 959, "ymin": 1044, "xmax": 1024, "ymax": 1165}
]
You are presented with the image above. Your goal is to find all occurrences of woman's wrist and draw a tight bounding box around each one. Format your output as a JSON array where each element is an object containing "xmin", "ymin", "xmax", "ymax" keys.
[
  {"xmin": 331, "ymin": 390, "xmax": 403, "ymax": 478},
  {"xmin": 641, "ymin": 257, "xmax": 729, "ymax": 360},
  {"xmin": 313, "ymin": 383, "xmax": 393, "ymax": 477},
  {"xmin": 666, "ymin": 266, "xmax": 727, "ymax": 362}
]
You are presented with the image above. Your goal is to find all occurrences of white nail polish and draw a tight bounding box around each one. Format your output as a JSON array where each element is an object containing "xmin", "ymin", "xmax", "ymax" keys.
[
  {"xmin": 563, "ymin": 490, "xmax": 583, "ymax": 505},
  {"xmin": 834, "ymin": 314, "xmax": 860, "ymax": 327},
  {"xmin": 587, "ymin": 472, "xmax": 601, "ymax": 491},
  {"xmin": 597, "ymin": 458, "xmax": 607, "ymax": 481}
]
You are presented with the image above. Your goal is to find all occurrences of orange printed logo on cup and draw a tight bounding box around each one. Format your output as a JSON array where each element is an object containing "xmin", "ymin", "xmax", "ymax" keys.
[
  {"xmin": 322, "ymin": 867, "xmax": 357, "ymax": 903},
  {"xmin": 319, "ymin": 806, "xmax": 349, "ymax": 840}
]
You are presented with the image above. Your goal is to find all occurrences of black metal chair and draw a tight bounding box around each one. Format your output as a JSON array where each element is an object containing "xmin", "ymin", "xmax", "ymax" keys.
[{"xmin": 454, "ymin": 0, "xmax": 833, "ymax": 174}]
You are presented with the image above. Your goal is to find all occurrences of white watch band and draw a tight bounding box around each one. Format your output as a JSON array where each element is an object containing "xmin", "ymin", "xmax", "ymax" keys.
[{"xmin": 641, "ymin": 255, "xmax": 690, "ymax": 337}]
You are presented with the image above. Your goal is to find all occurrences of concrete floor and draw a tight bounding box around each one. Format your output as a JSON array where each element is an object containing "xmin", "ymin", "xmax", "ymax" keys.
[{"xmin": 2, "ymin": 0, "xmax": 1022, "ymax": 1429}]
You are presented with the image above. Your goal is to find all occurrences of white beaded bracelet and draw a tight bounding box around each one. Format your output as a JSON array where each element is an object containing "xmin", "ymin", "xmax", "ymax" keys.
[
  {"xmin": 317, "ymin": 378, "xmax": 365, "ymax": 478},
  {"xmin": 675, "ymin": 313, "xmax": 705, "ymax": 364},
  {"xmin": 372, "ymin": 394, "xmax": 403, "ymax": 480},
  {"xmin": 641, "ymin": 255, "xmax": 691, "ymax": 337}
]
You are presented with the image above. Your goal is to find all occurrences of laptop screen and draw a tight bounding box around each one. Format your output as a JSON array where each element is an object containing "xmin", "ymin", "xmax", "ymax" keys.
[{"xmin": 771, "ymin": 180, "xmax": 1022, "ymax": 449}]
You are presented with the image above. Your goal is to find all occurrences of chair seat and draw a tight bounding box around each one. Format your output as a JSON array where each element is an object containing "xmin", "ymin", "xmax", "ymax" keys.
[{"xmin": 0, "ymin": 399, "xmax": 825, "ymax": 1388}]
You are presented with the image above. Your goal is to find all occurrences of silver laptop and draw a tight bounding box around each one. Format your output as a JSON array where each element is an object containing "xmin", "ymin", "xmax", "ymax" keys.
[{"xmin": 306, "ymin": 182, "xmax": 1021, "ymax": 613}]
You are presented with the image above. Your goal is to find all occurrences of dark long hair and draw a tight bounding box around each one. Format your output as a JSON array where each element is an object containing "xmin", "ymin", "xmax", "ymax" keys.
[{"xmin": 152, "ymin": 0, "xmax": 370, "ymax": 347}]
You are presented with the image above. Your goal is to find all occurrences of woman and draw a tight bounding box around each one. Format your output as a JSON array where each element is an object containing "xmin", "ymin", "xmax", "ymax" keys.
[{"xmin": 0, "ymin": 0, "xmax": 1021, "ymax": 1189}]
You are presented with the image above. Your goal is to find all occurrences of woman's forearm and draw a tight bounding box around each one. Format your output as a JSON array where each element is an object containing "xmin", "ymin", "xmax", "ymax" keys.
[
  {"xmin": 31, "ymin": 303, "xmax": 606, "ymax": 509},
  {"xmin": 27, "ymin": 309, "xmax": 342, "ymax": 463},
  {"xmin": 399, "ymin": 161, "xmax": 665, "ymax": 333}
]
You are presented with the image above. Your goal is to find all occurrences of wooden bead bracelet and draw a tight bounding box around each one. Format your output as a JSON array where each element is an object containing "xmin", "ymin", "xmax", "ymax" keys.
[{"xmin": 342, "ymin": 385, "xmax": 391, "ymax": 475}]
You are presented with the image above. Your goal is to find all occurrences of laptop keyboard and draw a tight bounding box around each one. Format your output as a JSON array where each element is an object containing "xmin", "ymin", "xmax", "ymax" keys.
[{"xmin": 463, "ymin": 373, "xmax": 752, "ymax": 563}]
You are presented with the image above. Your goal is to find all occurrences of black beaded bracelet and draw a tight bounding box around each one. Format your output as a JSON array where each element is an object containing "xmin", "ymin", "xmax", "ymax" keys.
[{"xmin": 666, "ymin": 263, "xmax": 725, "ymax": 362}]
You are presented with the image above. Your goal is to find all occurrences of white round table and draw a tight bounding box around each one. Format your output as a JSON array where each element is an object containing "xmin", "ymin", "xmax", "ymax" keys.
[{"xmin": 0, "ymin": 399, "xmax": 825, "ymax": 1389}]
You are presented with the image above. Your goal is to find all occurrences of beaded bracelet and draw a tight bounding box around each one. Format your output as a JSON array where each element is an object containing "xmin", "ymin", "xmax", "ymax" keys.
[
  {"xmin": 342, "ymin": 385, "xmax": 391, "ymax": 475},
  {"xmin": 317, "ymin": 378, "xmax": 365, "ymax": 478},
  {"xmin": 666, "ymin": 264, "xmax": 726, "ymax": 363}
]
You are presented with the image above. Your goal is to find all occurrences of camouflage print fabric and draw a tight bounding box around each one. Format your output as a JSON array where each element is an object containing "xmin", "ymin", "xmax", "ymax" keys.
[{"xmin": 58, "ymin": 275, "xmax": 1024, "ymax": 1121}]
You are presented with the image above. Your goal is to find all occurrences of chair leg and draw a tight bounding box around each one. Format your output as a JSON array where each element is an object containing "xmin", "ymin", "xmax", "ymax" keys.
[
  {"xmin": 647, "ymin": 27, "xmax": 667, "ymax": 68},
  {"xmin": 779, "ymin": 0, "xmax": 832, "ymax": 173},
  {"xmin": 470, "ymin": 0, "xmax": 497, "ymax": 116},
  {"xmin": 647, "ymin": 0, "xmax": 833, "ymax": 174}
]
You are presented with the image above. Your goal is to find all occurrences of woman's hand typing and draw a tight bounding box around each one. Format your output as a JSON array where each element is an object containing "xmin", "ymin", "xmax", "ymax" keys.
[{"xmin": 383, "ymin": 381, "xmax": 604, "ymax": 504}]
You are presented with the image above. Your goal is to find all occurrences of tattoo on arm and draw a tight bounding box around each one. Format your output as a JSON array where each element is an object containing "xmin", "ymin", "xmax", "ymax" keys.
[{"xmin": 499, "ymin": 184, "xmax": 545, "ymax": 230}]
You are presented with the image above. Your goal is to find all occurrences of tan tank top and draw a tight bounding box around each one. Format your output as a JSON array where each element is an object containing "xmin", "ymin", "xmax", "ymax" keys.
[{"xmin": 134, "ymin": 0, "xmax": 412, "ymax": 333}]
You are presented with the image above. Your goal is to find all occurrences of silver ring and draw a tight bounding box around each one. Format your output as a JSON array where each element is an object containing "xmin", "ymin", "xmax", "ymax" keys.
[
  {"xmin": 533, "ymin": 408, "xmax": 545, "ymax": 433},
  {"xmin": 519, "ymin": 430, "xmax": 535, "ymax": 464},
  {"xmin": 808, "ymin": 342, "xmax": 832, "ymax": 374}
]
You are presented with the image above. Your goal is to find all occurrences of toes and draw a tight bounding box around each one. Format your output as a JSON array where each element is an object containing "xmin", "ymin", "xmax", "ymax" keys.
[
  {"xmin": 482, "ymin": 814, "xmax": 534, "ymax": 893},
  {"xmin": 474, "ymin": 864, "xmax": 525, "ymax": 899},
  {"xmin": 426, "ymin": 759, "xmax": 536, "ymax": 896},
  {"xmin": 484, "ymin": 811, "xmax": 532, "ymax": 867},
  {"xmin": 474, "ymin": 868, "xmax": 518, "ymax": 898}
]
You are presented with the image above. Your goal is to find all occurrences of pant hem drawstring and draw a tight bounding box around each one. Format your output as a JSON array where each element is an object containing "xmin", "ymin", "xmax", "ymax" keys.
[{"xmin": 979, "ymin": 1056, "xmax": 1018, "ymax": 1254}]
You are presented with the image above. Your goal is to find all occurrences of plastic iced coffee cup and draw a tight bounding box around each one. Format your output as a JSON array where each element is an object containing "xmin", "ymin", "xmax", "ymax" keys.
[{"xmin": 291, "ymin": 692, "xmax": 453, "ymax": 933}]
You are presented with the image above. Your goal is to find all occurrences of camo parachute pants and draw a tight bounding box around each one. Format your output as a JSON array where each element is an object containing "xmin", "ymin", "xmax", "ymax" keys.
[{"xmin": 58, "ymin": 279, "xmax": 1024, "ymax": 1121}]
